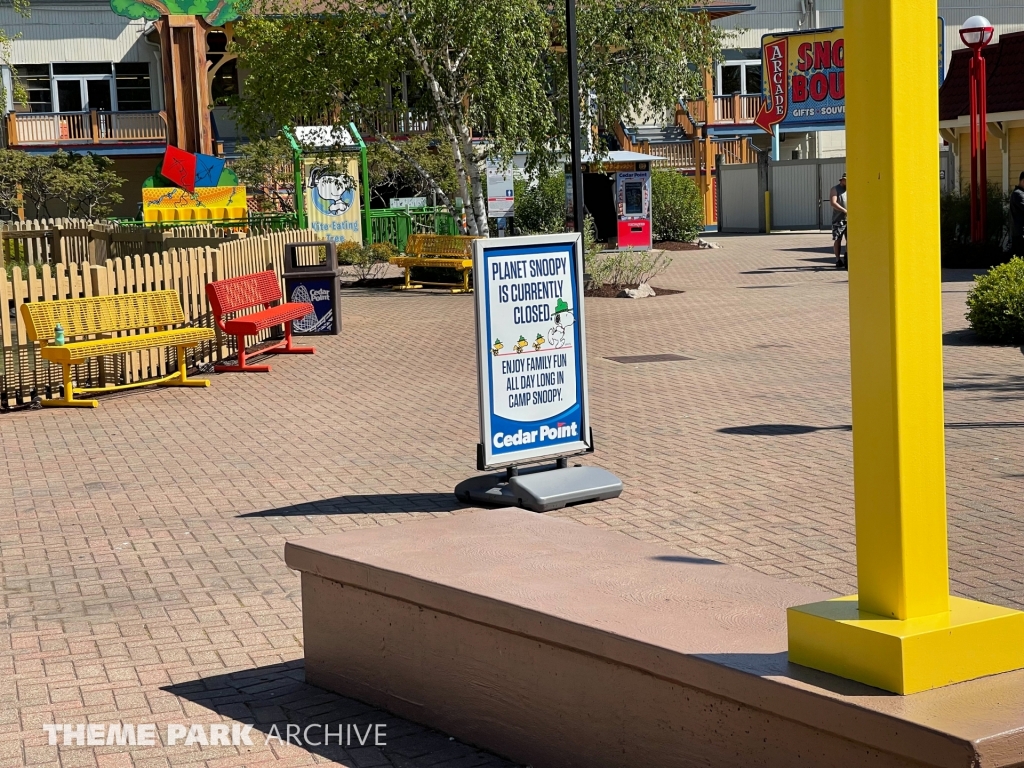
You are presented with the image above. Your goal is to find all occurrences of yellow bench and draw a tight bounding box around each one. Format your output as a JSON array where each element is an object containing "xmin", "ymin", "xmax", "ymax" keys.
[
  {"xmin": 390, "ymin": 233, "xmax": 481, "ymax": 293},
  {"xmin": 20, "ymin": 291, "xmax": 216, "ymax": 408}
]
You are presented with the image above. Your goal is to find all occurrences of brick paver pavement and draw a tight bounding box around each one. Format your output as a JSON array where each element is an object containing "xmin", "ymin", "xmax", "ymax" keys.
[{"xmin": 2, "ymin": 232, "xmax": 1023, "ymax": 767}]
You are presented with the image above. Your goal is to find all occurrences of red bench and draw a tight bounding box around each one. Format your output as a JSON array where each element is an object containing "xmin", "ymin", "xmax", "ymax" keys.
[{"xmin": 206, "ymin": 270, "xmax": 315, "ymax": 372}]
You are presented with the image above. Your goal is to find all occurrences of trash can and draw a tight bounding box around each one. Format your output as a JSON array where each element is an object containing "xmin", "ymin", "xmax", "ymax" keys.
[{"xmin": 282, "ymin": 241, "xmax": 341, "ymax": 335}]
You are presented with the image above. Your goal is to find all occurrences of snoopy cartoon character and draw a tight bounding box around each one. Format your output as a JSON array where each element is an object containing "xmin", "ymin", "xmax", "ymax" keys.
[
  {"xmin": 547, "ymin": 298, "xmax": 575, "ymax": 349},
  {"xmin": 309, "ymin": 166, "xmax": 354, "ymax": 215}
]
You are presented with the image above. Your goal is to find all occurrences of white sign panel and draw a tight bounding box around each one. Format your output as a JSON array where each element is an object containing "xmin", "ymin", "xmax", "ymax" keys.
[
  {"xmin": 294, "ymin": 125, "xmax": 355, "ymax": 148},
  {"xmin": 389, "ymin": 197, "xmax": 427, "ymax": 209},
  {"xmin": 486, "ymin": 162, "xmax": 515, "ymax": 217},
  {"xmin": 474, "ymin": 233, "xmax": 591, "ymax": 468}
]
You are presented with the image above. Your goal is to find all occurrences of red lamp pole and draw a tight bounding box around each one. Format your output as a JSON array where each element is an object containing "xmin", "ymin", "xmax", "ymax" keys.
[{"xmin": 961, "ymin": 16, "xmax": 994, "ymax": 243}]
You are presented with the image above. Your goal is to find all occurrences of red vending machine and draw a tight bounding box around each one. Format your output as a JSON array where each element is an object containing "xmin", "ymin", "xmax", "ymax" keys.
[{"xmin": 615, "ymin": 169, "xmax": 652, "ymax": 250}]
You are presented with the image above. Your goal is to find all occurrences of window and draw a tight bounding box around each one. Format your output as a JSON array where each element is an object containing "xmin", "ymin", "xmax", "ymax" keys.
[
  {"xmin": 745, "ymin": 65, "xmax": 762, "ymax": 95},
  {"xmin": 717, "ymin": 61, "xmax": 763, "ymax": 96},
  {"xmin": 115, "ymin": 63, "xmax": 152, "ymax": 111},
  {"xmin": 720, "ymin": 65, "xmax": 742, "ymax": 95},
  {"xmin": 16, "ymin": 64, "xmax": 52, "ymax": 112},
  {"xmin": 52, "ymin": 63, "xmax": 113, "ymax": 76}
]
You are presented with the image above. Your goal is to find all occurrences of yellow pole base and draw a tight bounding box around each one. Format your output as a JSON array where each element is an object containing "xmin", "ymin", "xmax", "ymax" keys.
[
  {"xmin": 161, "ymin": 379, "xmax": 210, "ymax": 388},
  {"xmin": 41, "ymin": 397, "xmax": 99, "ymax": 408},
  {"xmin": 391, "ymin": 284, "xmax": 424, "ymax": 291},
  {"xmin": 788, "ymin": 596, "xmax": 1024, "ymax": 694}
]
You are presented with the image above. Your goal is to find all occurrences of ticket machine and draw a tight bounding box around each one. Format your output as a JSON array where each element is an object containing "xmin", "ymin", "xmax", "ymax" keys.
[
  {"xmin": 567, "ymin": 151, "xmax": 662, "ymax": 249},
  {"xmin": 615, "ymin": 169, "xmax": 652, "ymax": 250}
]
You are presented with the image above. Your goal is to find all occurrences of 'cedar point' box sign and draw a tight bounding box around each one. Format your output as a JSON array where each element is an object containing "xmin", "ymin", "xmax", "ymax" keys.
[{"xmin": 754, "ymin": 27, "xmax": 845, "ymax": 134}]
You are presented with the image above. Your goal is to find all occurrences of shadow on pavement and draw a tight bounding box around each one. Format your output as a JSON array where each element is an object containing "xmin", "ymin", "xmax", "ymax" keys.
[
  {"xmin": 651, "ymin": 555, "xmax": 725, "ymax": 565},
  {"xmin": 718, "ymin": 424, "xmax": 851, "ymax": 436},
  {"xmin": 741, "ymin": 257, "xmax": 838, "ymax": 274},
  {"xmin": 943, "ymin": 329, "xmax": 981, "ymax": 346},
  {"xmin": 778, "ymin": 246, "xmax": 835, "ymax": 255},
  {"xmin": 941, "ymin": 267, "xmax": 991, "ymax": 283},
  {"xmin": 718, "ymin": 422, "xmax": 1024, "ymax": 436},
  {"xmin": 164, "ymin": 660, "xmax": 516, "ymax": 767},
  {"xmin": 239, "ymin": 493, "xmax": 469, "ymax": 517},
  {"xmin": 945, "ymin": 373, "xmax": 1024, "ymax": 400}
]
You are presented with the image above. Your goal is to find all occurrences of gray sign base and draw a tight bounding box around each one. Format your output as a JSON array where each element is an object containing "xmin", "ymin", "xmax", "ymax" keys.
[{"xmin": 455, "ymin": 464, "xmax": 622, "ymax": 513}]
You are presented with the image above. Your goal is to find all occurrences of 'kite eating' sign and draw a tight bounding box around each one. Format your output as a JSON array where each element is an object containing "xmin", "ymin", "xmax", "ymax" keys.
[{"xmin": 474, "ymin": 233, "xmax": 592, "ymax": 469}]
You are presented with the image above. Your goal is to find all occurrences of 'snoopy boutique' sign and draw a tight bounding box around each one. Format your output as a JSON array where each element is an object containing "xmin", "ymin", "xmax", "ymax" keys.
[{"xmin": 474, "ymin": 233, "xmax": 592, "ymax": 468}]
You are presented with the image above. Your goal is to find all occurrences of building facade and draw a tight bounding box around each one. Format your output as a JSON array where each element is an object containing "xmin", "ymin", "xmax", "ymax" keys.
[
  {"xmin": 0, "ymin": 0, "xmax": 244, "ymax": 216},
  {"xmin": 939, "ymin": 30, "xmax": 1024, "ymax": 196},
  {"xmin": 702, "ymin": 0, "xmax": 1024, "ymax": 160}
]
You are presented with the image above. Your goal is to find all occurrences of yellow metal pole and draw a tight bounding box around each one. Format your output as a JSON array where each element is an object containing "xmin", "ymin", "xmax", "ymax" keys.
[
  {"xmin": 848, "ymin": 0, "xmax": 949, "ymax": 623},
  {"xmin": 786, "ymin": 0, "xmax": 1024, "ymax": 695}
]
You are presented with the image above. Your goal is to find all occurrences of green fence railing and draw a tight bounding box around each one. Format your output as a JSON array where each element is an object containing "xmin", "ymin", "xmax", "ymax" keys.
[
  {"xmin": 369, "ymin": 206, "xmax": 457, "ymax": 251},
  {"xmin": 109, "ymin": 213, "xmax": 300, "ymax": 234}
]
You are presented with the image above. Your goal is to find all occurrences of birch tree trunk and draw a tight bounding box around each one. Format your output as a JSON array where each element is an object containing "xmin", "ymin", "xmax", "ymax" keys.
[
  {"xmin": 402, "ymin": 21, "xmax": 480, "ymax": 235},
  {"xmin": 456, "ymin": 118, "xmax": 489, "ymax": 238}
]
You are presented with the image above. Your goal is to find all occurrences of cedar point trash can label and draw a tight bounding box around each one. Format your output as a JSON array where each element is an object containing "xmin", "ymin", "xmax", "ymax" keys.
[{"xmin": 474, "ymin": 234, "xmax": 591, "ymax": 468}]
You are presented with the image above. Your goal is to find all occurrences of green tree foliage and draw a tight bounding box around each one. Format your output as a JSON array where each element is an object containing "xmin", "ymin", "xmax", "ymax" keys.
[
  {"xmin": 651, "ymin": 168, "xmax": 703, "ymax": 243},
  {"xmin": 0, "ymin": 149, "xmax": 33, "ymax": 213},
  {"xmin": 110, "ymin": 0, "xmax": 249, "ymax": 25},
  {"xmin": 1, "ymin": 1, "xmax": 30, "ymax": 107},
  {"xmin": 366, "ymin": 134, "xmax": 458, "ymax": 209},
  {"xmin": 231, "ymin": 137, "xmax": 296, "ymax": 211},
  {"xmin": 51, "ymin": 152, "xmax": 126, "ymax": 218},
  {"xmin": 513, "ymin": 174, "xmax": 566, "ymax": 235},
  {"xmin": 966, "ymin": 257, "xmax": 1024, "ymax": 345},
  {"xmin": 234, "ymin": 0, "xmax": 722, "ymax": 237},
  {"xmin": 0, "ymin": 150, "xmax": 125, "ymax": 219}
]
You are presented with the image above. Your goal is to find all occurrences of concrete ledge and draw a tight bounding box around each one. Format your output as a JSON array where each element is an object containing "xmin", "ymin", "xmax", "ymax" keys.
[{"xmin": 285, "ymin": 509, "xmax": 1024, "ymax": 768}]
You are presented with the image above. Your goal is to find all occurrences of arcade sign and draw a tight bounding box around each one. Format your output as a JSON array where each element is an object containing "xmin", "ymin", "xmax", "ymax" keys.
[{"xmin": 754, "ymin": 27, "xmax": 845, "ymax": 134}]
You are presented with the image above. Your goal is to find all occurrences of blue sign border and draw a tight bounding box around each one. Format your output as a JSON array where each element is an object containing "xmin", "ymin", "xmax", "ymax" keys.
[{"xmin": 474, "ymin": 233, "xmax": 592, "ymax": 469}]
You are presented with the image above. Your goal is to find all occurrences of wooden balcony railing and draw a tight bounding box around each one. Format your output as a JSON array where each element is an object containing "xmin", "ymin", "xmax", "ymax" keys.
[
  {"xmin": 713, "ymin": 95, "xmax": 762, "ymax": 124},
  {"xmin": 655, "ymin": 142, "xmax": 697, "ymax": 170},
  {"xmin": 685, "ymin": 95, "xmax": 762, "ymax": 126},
  {"xmin": 364, "ymin": 110, "xmax": 432, "ymax": 137},
  {"xmin": 6, "ymin": 110, "xmax": 167, "ymax": 147}
]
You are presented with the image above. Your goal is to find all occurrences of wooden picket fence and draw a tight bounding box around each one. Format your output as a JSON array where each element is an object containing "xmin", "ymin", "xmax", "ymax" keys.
[
  {"xmin": 0, "ymin": 228, "xmax": 317, "ymax": 408},
  {"xmin": 0, "ymin": 218, "xmax": 257, "ymax": 271}
]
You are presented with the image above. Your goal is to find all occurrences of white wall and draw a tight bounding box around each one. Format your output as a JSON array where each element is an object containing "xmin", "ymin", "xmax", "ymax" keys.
[
  {"xmin": 715, "ymin": 0, "xmax": 844, "ymax": 52},
  {"xmin": 715, "ymin": 1, "xmax": 1024, "ymax": 73},
  {"xmin": 0, "ymin": 2, "xmax": 153, "ymax": 65},
  {"xmin": 816, "ymin": 129, "xmax": 846, "ymax": 158}
]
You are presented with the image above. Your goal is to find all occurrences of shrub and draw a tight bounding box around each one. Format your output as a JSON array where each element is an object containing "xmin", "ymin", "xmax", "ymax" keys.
[
  {"xmin": 513, "ymin": 173, "xmax": 565, "ymax": 234},
  {"xmin": 336, "ymin": 241, "xmax": 362, "ymax": 264},
  {"xmin": 965, "ymin": 257, "xmax": 1024, "ymax": 344},
  {"xmin": 941, "ymin": 186, "xmax": 1010, "ymax": 268},
  {"xmin": 582, "ymin": 214, "xmax": 603, "ymax": 274},
  {"xmin": 651, "ymin": 169, "xmax": 703, "ymax": 243},
  {"xmin": 336, "ymin": 240, "xmax": 397, "ymax": 282},
  {"xmin": 587, "ymin": 248, "xmax": 672, "ymax": 288}
]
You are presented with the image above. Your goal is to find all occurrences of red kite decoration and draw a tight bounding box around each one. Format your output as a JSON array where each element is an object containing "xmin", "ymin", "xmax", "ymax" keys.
[{"xmin": 161, "ymin": 145, "xmax": 197, "ymax": 192}]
